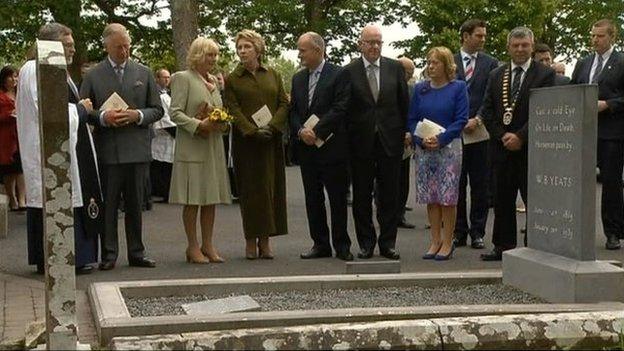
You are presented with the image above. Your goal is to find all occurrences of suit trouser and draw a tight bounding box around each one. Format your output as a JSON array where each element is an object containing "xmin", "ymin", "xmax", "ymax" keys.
[
  {"xmin": 300, "ymin": 158, "xmax": 351, "ymax": 253},
  {"xmin": 351, "ymin": 138, "xmax": 402, "ymax": 252},
  {"xmin": 398, "ymin": 157, "xmax": 410, "ymax": 218},
  {"xmin": 492, "ymin": 154, "xmax": 527, "ymax": 249},
  {"xmin": 456, "ymin": 140, "xmax": 490, "ymax": 240},
  {"xmin": 597, "ymin": 139, "xmax": 624, "ymax": 239},
  {"xmin": 100, "ymin": 162, "xmax": 148, "ymax": 262}
]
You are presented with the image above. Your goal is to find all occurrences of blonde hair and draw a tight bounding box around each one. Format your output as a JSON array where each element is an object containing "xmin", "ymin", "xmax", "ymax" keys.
[
  {"xmin": 187, "ymin": 37, "xmax": 220, "ymax": 70},
  {"xmin": 426, "ymin": 46, "xmax": 456, "ymax": 81},
  {"xmin": 235, "ymin": 29, "xmax": 266, "ymax": 63}
]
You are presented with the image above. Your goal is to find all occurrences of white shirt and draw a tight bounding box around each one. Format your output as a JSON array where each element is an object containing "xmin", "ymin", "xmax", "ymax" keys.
[
  {"xmin": 16, "ymin": 60, "xmax": 83, "ymax": 208},
  {"xmin": 510, "ymin": 59, "xmax": 532, "ymax": 88},
  {"xmin": 362, "ymin": 56, "xmax": 381, "ymax": 86},
  {"xmin": 590, "ymin": 46, "xmax": 613, "ymax": 82},
  {"xmin": 151, "ymin": 92, "xmax": 175, "ymax": 163}
]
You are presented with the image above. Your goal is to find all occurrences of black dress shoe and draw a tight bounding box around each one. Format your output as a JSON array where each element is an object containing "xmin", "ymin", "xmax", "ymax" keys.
[
  {"xmin": 336, "ymin": 251, "xmax": 354, "ymax": 261},
  {"xmin": 128, "ymin": 257, "xmax": 156, "ymax": 268},
  {"xmin": 405, "ymin": 206, "xmax": 413, "ymax": 211},
  {"xmin": 76, "ymin": 265, "xmax": 94, "ymax": 275},
  {"xmin": 99, "ymin": 260, "xmax": 116, "ymax": 271},
  {"xmin": 398, "ymin": 218, "xmax": 415, "ymax": 229},
  {"xmin": 606, "ymin": 236, "xmax": 621, "ymax": 250},
  {"xmin": 300, "ymin": 248, "xmax": 332, "ymax": 259},
  {"xmin": 453, "ymin": 237, "xmax": 467, "ymax": 247},
  {"xmin": 380, "ymin": 248, "xmax": 400, "ymax": 260},
  {"xmin": 471, "ymin": 237, "xmax": 485, "ymax": 249},
  {"xmin": 357, "ymin": 249, "xmax": 374, "ymax": 259},
  {"xmin": 480, "ymin": 248, "xmax": 503, "ymax": 261}
]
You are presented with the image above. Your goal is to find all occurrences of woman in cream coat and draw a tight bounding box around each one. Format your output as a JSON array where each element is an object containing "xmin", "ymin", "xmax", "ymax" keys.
[{"xmin": 169, "ymin": 37, "xmax": 231, "ymax": 264}]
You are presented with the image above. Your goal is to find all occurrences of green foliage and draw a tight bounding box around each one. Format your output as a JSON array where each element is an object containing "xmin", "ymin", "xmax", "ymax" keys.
[
  {"xmin": 394, "ymin": 0, "xmax": 624, "ymax": 65},
  {"xmin": 267, "ymin": 56, "xmax": 299, "ymax": 92}
]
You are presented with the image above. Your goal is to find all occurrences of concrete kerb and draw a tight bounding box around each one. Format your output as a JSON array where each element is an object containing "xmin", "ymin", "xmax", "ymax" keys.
[
  {"xmin": 107, "ymin": 310, "xmax": 624, "ymax": 350},
  {"xmin": 88, "ymin": 271, "xmax": 624, "ymax": 346}
]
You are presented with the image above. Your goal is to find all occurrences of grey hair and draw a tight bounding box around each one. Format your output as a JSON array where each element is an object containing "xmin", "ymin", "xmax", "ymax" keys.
[
  {"xmin": 507, "ymin": 26, "xmax": 534, "ymax": 45},
  {"xmin": 303, "ymin": 31, "xmax": 325, "ymax": 54},
  {"xmin": 102, "ymin": 23, "xmax": 130, "ymax": 45},
  {"xmin": 38, "ymin": 23, "xmax": 72, "ymax": 41}
]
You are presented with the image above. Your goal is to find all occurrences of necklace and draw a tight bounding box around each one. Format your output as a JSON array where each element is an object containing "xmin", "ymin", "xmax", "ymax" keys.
[{"xmin": 501, "ymin": 66, "xmax": 520, "ymax": 125}]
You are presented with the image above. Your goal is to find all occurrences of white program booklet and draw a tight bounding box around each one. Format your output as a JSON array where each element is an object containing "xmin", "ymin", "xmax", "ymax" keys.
[
  {"xmin": 462, "ymin": 123, "xmax": 490, "ymax": 144},
  {"xmin": 251, "ymin": 105, "xmax": 272, "ymax": 127},
  {"xmin": 303, "ymin": 114, "xmax": 333, "ymax": 148},
  {"xmin": 414, "ymin": 118, "xmax": 445, "ymax": 139},
  {"xmin": 101, "ymin": 92, "xmax": 128, "ymax": 111}
]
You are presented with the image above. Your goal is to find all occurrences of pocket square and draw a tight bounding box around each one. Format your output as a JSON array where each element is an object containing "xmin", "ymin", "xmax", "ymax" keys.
[{"xmin": 134, "ymin": 80, "xmax": 144, "ymax": 87}]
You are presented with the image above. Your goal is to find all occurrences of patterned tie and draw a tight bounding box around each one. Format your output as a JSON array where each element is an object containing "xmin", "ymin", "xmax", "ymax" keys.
[
  {"xmin": 308, "ymin": 70, "xmax": 320, "ymax": 107},
  {"xmin": 367, "ymin": 64, "xmax": 379, "ymax": 102},
  {"xmin": 464, "ymin": 55, "xmax": 475, "ymax": 81},
  {"xmin": 511, "ymin": 66, "xmax": 523, "ymax": 98},
  {"xmin": 591, "ymin": 54, "xmax": 604, "ymax": 83},
  {"xmin": 114, "ymin": 65, "xmax": 123, "ymax": 84}
]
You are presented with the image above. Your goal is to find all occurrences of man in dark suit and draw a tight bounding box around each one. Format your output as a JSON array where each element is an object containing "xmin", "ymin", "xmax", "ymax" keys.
[
  {"xmin": 480, "ymin": 26, "xmax": 556, "ymax": 261},
  {"xmin": 342, "ymin": 25, "xmax": 410, "ymax": 260},
  {"xmin": 533, "ymin": 43, "xmax": 571, "ymax": 85},
  {"xmin": 571, "ymin": 19, "xmax": 624, "ymax": 250},
  {"xmin": 453, "ymin": 19, "xmax": 499, "ymax": 250},
  {"xmin": 80, "ymin": 23, "xmax": 163, "ymax": 270},
  {"xmin": 290, "ymin": 32, "xmax": 353, "ymax": 261}
]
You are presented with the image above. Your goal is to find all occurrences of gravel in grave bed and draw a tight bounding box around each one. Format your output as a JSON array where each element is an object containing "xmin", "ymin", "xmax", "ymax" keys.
[{"xmin": 124, "ymin": 284, "xmax": 545, "ymax": 317}]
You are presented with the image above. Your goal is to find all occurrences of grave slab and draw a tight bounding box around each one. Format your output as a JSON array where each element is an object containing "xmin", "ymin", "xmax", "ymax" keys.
[{"xmin": 182, "ymin": 295, "xmax": 261, "ymax": 315}]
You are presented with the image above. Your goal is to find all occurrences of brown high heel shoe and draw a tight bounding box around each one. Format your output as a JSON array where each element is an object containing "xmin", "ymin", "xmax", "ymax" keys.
[
  {"xmin": 245, "ymin": 239, "xmax": 258, "ymax": 260},
  {"xmin": 201, "ymin": 248, "xmax": 225, "ymax": 263},
  {"xmin": 186, "ymin": 247, "xmax": 209, "ymax": 264},
  {"xmin": 257, "ymin": 239, "xmax": 274, "ymax": 260}
]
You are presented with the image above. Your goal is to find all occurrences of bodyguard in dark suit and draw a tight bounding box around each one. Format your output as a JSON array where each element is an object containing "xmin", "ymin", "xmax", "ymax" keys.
[
  {"xmin": 290, "ymin": 32, "xmax": 353, "ymax": 261},
  {"xmin": 534, "ymin": 43, "xmax": 571, "ymax": 86},
  {"xmin": 342, "ymin": 25, "xmax": 410, "ymax": 260},
  {"xmin": 480, "ymin": 27, "xmax": 555, "ymax": 261},
  {"xmin": 453, "ymin": 19, "xmax": 499, "ymax": 249},
  {"xmin": 571, "ymin": 19, "xmax": 624, "ymax": 250},
  {"xmin": 81, "ymin": 23, "xmax": 163, "ymax": 270}
]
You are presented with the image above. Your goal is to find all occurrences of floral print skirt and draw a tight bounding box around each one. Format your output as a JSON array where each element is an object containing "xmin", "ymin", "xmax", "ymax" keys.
[{"xmin": 415, "ymin": 138, "xmax": 462, "ymax": 206}]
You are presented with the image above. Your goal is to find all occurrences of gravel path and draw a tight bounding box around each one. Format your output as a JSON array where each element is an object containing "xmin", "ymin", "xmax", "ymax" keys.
[{"xmin": 125, "ymin": 284, "xmax": 545, "ymax": 317}]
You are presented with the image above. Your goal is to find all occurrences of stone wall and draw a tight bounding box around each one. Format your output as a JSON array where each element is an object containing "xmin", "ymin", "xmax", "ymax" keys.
[{"xmin": 109, "ymin": 310, "xmax": 624, "ymax": 350}]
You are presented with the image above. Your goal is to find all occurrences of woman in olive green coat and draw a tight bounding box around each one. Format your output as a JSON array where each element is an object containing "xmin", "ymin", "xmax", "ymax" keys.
[{"xmin": 224, "ymin": 29, "xmax": 289, "ymax": 259}]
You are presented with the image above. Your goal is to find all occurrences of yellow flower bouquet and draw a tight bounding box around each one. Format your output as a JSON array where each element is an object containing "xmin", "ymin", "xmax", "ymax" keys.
[{"xmin": 208, "ymin": 108, "xmax": 234, "ymax": 123}]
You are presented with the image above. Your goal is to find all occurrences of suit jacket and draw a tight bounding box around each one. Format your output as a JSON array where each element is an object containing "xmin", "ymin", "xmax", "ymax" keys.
[
  {"xmin": 169, "ymin": 70, "xmax": 223, "ymax": 163},
  {"xmin": 481, "ymin": 60, "xmax": 556, "ymax": 161},
  {"xmin": 80, "ymin": 59, "xmax": 163, "ymax": 164},
  {"xmin": 571, "ymin": 50, "xmax": 624, "ymax": 140},
  {"xmin": 454, "ymin": 52, "xmax": 499, "ymax": 117},
  {"xmin": 289, "ymin": 62, "xmax": 350, "ymax": 164},
  {"xmin": 554, "ymin": 74, "xmax": 571, "ymax": 86},
  {"xmin": 343, "ymin": 57, "xmax": 409, "ymax": 158}
]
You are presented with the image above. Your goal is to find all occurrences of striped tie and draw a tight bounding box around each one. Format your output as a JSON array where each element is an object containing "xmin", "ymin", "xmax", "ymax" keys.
[{"xmin": 464, "ymin": 55, "xmax": 475, "ymax": 81}]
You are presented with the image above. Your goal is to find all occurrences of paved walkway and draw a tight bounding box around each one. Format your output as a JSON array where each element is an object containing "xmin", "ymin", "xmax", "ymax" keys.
[{"xmin": 0, "ymin": 273, "xmax": 96, "ymax": 347}]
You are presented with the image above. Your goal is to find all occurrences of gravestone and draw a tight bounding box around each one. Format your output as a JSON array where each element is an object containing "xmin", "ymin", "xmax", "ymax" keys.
[
  {"xmin": 503, "ymin": 84, "xmax": 624, "ymax": 303},
  {"xmin": 36, "ymin": 39, "xmax": 80, "ymax": 350},
  {"xmin": 182, "ymin": 296, "xmax": 261, "ymax": 315}
]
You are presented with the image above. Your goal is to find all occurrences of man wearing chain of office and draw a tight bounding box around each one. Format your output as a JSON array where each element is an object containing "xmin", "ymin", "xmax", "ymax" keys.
[{"xmin": 478, "ymin": 26, "xmax": 555, "ymax": 261}]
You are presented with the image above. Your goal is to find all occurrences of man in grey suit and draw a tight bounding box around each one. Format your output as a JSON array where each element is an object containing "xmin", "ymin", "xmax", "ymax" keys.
[{"xmin": 80, "ymin": 23, "xmax": 163, "ymax": 270}]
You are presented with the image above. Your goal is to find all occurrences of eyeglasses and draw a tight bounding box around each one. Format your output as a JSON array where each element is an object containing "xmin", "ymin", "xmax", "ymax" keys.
[{"xmin": 362, "ymin": 40, "xmax": 383, "ymax": 47}]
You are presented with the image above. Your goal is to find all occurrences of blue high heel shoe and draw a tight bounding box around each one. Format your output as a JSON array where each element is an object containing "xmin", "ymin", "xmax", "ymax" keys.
[
  {"xmin": 434, "ymin": 244, "xmax": 455, "ymax": 261},
  {"xmin": 422, "ymin": 245, "xmax": 442, "ymax": 260}
]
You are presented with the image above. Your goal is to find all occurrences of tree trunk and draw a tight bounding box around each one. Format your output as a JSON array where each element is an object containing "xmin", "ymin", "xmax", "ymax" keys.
[{"xmin": 171, "ymin": 0, "xmax": 199, "ymax": 71}]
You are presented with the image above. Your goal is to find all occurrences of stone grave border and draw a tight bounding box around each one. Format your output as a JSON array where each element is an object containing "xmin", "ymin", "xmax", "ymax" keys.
[{"xmin": 88, "ymin": 271, "xmax": 624, "ymax": 346}]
